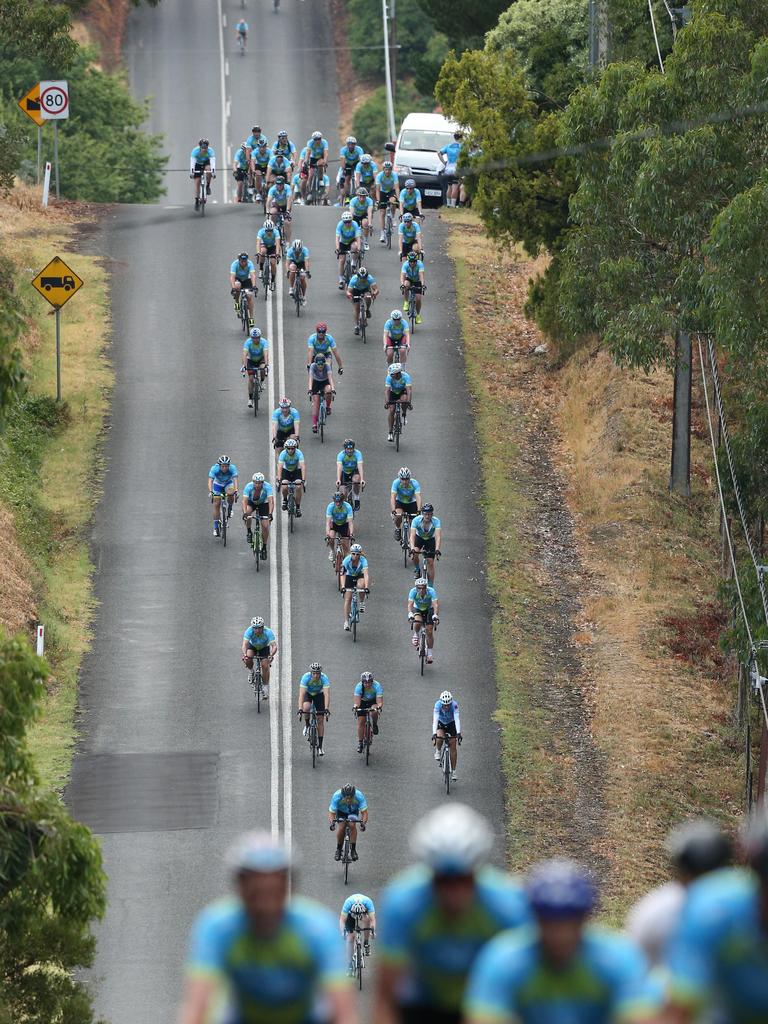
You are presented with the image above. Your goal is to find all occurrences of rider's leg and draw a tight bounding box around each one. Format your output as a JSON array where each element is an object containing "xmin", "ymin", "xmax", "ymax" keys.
[
  {"xmin": 294, "ymin": 481, "xmax": 303, "ymax": 508},
  {"xmin": 356, "ymin": 712, "xmax": 366, "ymax": 743},
  {"xmin": 212, "ymin": 492, "xmax": 222, "ymax": 524},
  {"xmin": 435, "ymin": 726, "xmax": 445, "ymax": 756},
  {"xmin": 243, "ymin": 647, "xmax": 255, "ymax": 670},
  {"xmin": 325, "ymin": 383, "xmax": 332, "ymax": 413},
  {"xmin": 343, "ymin": 588, "xmax": 352, "ymax": 622},
  {"xmin": 351, "ymin": 473, "xmax": 361, "ymax": 504},
  {"xmin": 311, "ymin": 393, "xmax": 320, "ymax": 429},
  {"xmin": 260, "ymin": 655, "xmax": 271, "ymax": 686},
  {"xmin": 260, "ymin": 515, "xmax": 271, "ymax": 546},
  {"xmin": 449, "ymin": 735, "xmax": 458, "ymax": 770}
]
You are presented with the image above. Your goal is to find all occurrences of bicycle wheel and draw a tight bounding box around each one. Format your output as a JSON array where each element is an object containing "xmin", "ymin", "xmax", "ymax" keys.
[
  {"xmin": 253, "ymin": 528, "xmax": 260, "ymax": 573},
  {"xmin": 343, "ymin": 839, "xmax": 350, "ymax": 885},
  {"xmin": 256, "ymin": 674, "xmax": 262, "ymax": 714},
  {"xmin": 310, "ymin": 724, "xmax": 317, "ymax": 768},
  {"xmin": 360, "ymin": 305, "xmax": 367, "ymax": 344},
  {"xmin": 444, "ymin": 751, "xmax": 451, "ymax": 794},
  {"xmin": 419, "ymin": 632, "xmax": 426, "ymax": 676},
  {"xmin": 409, "ymin": 296, "xmax": 416, "ymax": 334},
  {"xmin": 335, "ymin": 546, "xmax": 343, "ymax": 590},
  {"xmin": 402, "ymin": 516, "xmax": 410, "ymax": 568},
  {"xmin": 386, "ymin": 212, "xmax": 392, "ymax": 249},
  {"xmin": 295, "ymin": 284, "xmax": 302, "ymax": 317},
  {"xmin": 394, "ymin": 408, "xmax": 401, "ymax": 452},
  {"xmin": 365, "ymin": 723, "xmax": 371, "ymax": 765},
  {"xmin": 221, "ymin": 501, "xmax": 228, "ymax": 546},
  {"xmin": 351, "ymin": 599, "xmax": 357, "ymax": 642},
  {"xmin": 319, "ymin": 403, "xmax": 325, "ymax": 444},
  {"xmin": 356, "ymin": 940, "xmax": 363, "ymax": 990}
]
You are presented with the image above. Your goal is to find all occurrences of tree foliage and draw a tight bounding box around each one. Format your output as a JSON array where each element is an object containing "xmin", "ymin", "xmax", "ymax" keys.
[
  {"xmin": 414, "ymin": 0, "xmax": 511, "ymax": 50},
  {"xmin": 352, "ymin": 81, "xmax": 428, "ymax": 153},
  {"xmin": 347, "ymin": 0, "xmax": 435, "ymax": 82},
  {"xmin": 0, "ymin": 631, "xmax": 106, "ymax": 1023}
]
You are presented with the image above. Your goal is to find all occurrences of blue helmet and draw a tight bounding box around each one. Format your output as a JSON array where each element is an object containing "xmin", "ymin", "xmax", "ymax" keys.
[{"xmin": 526, "ymin": 859, "xmax": 597, "ymax": 919}]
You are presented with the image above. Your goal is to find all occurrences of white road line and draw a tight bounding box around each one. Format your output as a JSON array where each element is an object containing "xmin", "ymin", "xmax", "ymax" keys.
[
  {"xmin": 225, "ymin": 59, "xmax": 230, "ymax": 77},
  {"xmin": 276, "ymin": 270, "xmax": 293, "ymax": 856},
  {"xmin": 266, "ymin": 290, "xmax": 280, "ymax": 838},
  {"xmin": 216, "ymin": 0, "xmax": 228, "ymax": 204}
]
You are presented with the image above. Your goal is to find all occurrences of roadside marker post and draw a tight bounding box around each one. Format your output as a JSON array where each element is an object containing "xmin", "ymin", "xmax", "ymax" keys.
[
  {"xmin": 31, "ymin": 256, "xmax": 84, "ymax": 401},
  {"xmin": 42, "ymin": 162, "xmax": 52, "ymax": 208},
  {"xmin": 36, "ymin": 624, "xmax": 45, "ymax": 657}
]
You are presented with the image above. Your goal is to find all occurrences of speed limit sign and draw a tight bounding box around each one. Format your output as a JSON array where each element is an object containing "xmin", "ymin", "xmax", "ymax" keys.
[{"xmin": 39, "ymin": 80, "xmax": 69, "ymax": 120}]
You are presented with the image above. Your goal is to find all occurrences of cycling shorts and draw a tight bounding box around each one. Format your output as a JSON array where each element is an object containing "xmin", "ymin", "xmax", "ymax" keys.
[
  {"xmin": 245, "ymin": 500, "xmax": 271, "ymax": 519},
  {"xmin": 261, "ymin": 244, "xmax": 277, "ymax": 256},
  {"xmin": 193, "ymin": 160, "xmax": 210, "ymax": 174},
  {"xmin": 280, "ymin": 468, "xmax": 302, "ymax": 483},
  {"xmin": 378, "ymin": 190, "xmax": 396, "ymax": 209},
  {"xmin": 212, "ymin": 481, "xmax": 235, "ymax": 496},
  {"xmin": 356, "ymin": 699, "xmax": 377, "ymax": 715},
  {"xmin": 413, "ymin": 607, "xmax": 435, "ymax": 624},
  {"xmin": 400, "ymin": 239, "xmax": 418, "ymax": 256},
  {"xmin": 344, "ymin": 573, "xmax": 364, "ymax": 589},
  {"xmin": 233, "ymin": 278, "xmax": 253, "ymax": 290},
  {"xmin": 289, "ymin": 260, "xmax": 306, "ymax": 270},
  {"xmin": 253, "ymin": 160, "xmax": 269, "ymax": 172},
  {"xmin": 245, "ymin": 358, "xmax": 265, "ymax": 371},
  {"xmin": 403, "ymin": 281, "xmax": 423, "ymax": 293},
  {"xmin": 309, "ymin": 155, "xmax": 324, "ymax": 167},
  {"xmin": 303, "ymin": 690, "xmax": 326, "ymax": 712},
  {"xmin": 395, "ymin": 499, "xmax": 419, "ymax": 515},
  {"xmin": 339, "ymin": 470, "xmax": 357, "ymax": 483},
  {"xmin": 234, "ymin": 168, "xmax": 247, "ymax": 181},
  {"xmin": 342, "ymin": 165, "xmax": 356, "ymax": 177},
  {"xmin": 329, "ymin": 521, "xmax": 350, "ymax": 538},
  {"xmin": 412, "ymin": 535, "xmax": 436, "ymax": 555},
  {"xmin": 352, "ymin": 214, "xmax": 367, "ymax": 227},
  {"xmin": 388, "ymin": 390, "xmax": 409, "ymax": 404},
  {"xmin": 399, "ymin": 1007, "xmax": 459, "ymax": 1024},
  {"xmin": 337, "ymin": 240, "xmax": 355, "ymax": 254},
  {"xmin": 437, "ymin": 720, "xmax": 457, "ymax": 738},
  {"xmin": 247, "ymin": 645, "xmax": 271, "ymax": 659},
  {"xmin": 351, "ymin": 289, "xmax": 371, "ymax": 301},
  {"xmin": 385, "ymin": 337, "xmax": 409, "ymax": 351},
  {"xmin": 310, "ymin": 378, "xmax": 331, "ymax": 395}
]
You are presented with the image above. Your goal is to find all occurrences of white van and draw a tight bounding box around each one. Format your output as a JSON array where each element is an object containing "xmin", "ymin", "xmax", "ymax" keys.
[{"xmin": 393, "ymin": 112, "xmax": 462, "ymax": 205}]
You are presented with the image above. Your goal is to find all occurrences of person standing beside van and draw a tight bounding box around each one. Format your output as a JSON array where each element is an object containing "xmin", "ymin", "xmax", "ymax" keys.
[{"xmin": 439, "ymin": 132, "xmax": 464, "ymax": 208}]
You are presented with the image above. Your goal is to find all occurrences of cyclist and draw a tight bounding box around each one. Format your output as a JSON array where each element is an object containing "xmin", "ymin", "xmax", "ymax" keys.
[
  {"xmin": 235, "ymin": 17, "xmax": 248, "ymax": 50},
  {"xmin": 336, "ymin": 438, "xmax": 364, "ymax": 511},
  {"xmin": 385, "ymin": 363, "xmax": 413, "ymax": 443},
  {"xmin": 353, "ymin": 670, "xmax": 383, "ymax": 752},
  {"xmin": 298, "ymin": 662, "xmax": 331, "ymax": 756},
  {"xmin": 327, "ymin": 491, "xmax": 355, "ymax": 565},
  {"xmin": 267, "ymin": 151, "xmax": 293, "ymax": 189},
  {"xmin": 399, "ymin": 178, "xmax": 423, "ymax": 220},
  {"xmin": 257, "ymin": 218, "xmax": 282, "ymax": 282},
  {"xmin": 374, "ymin": 804, "xmax": 530, "ymax": 1024},
  {"xmin": 398, "ymin": 212, "xmax": 422, "ymax": 258},
  {"xmin": 337, "ymin": 136, "xmax": 364, "ymax": 203},
  {"xmin": 286, "ymin": 238, "xmax": 311, "ymax": 302},
  {"xmin": 189, "ymin": 138, "xmax": 215, "ymax": 208},
  {"xmin": 464, "ymin": 859, "xmax": 660, "ymax": 1024},
  {"xmin": 329, "ymin": 783, "xmax": 368, "ymax": 861},
  {"xmin": 241, "ymin": 327, "xmax": 269, "ymax": 407},
  {"xmin": 340, "ymin": 895, "xmax": 376, "ymax": 973},
  {"xmin": 341, "ymin": 543, "xmax": 369, "ymax": 632},
  {"xmin": 375, "ymin": 160, "xmax": 399, "ymax": 243},
  {"xmin": 354, "ymin": 153, "xmax": 378, "ymax": 193},
  {"xmin": 271, "ymin": 129, "xmax": 297, "ymax": 161},
  {"xmin": 410, "ymin": 504, "xmax": 441, "ymax": 581},
  {"xmin": 349, "ymin": 187, "xmax": 375, "ymax": 252},
  {"xmin": 272, "ymin": 396, "xmax": 301, "ymax": 452},
  {"xmin": 391, "ymin": 466, "xmax": 421, "ymax": 539},
  {"xmin": 408, "ymin": 578, "xmax": 439, "ymax": 664},
  {"xmin": 308, "ymin": 353, "xmax": 335, "ymax": 433},
  {"xmin": 178, "ymin": 831, "xmax": 353, "ymax": 1024},
  {"xmin": 433, "ymin": 690, "xmax": 461, "ymax": 781},
  {"xmin": 307, "ymin": 322, "xmax": 344, "ymax": 374},
  {"xmin": 241, "ymin": 472, "xmax": 274, "ymax": 557},
  {"xmin": 208, "ymin": 455, "xmax": 238, "ymax": 538},
  {"xmin": 244, "ymin": 124, "xmax": 265, "ymax": 162},
  {"xmin": 278, "ymin": 439, "xmax": 305, "ymax": 516},
  {"xmin": 347, "ymin": 266, "xmax": 379, "ymax": 334},
  {"xmin": 249, "ymin": 136, "xmax": 271, "ymax": 202},
  {"xmin": 439, "ymin": 131, "xmax": 464, "ymax": 207},
  {"xmin": 229, "ymin": 251, "xmax": 258, "ymax": 324},
  {"xmin": 232, "ymin": 140, "xmax": 250, "ymax": 202},
  {"xmin": 663, "ymin": 813, "xmax": 768, "ymax": 1022},
  {"xmin": 625, "ymin": 818, "xmax": 732, "ymax": 966},
  {"xmin": 401, "ymin": 251, "xmax": 426, "ymax": 325},
  {"xmin": 305, "ymin": 130, "xmax": 329, "ymax": 188},
  {"xmin": 240, "ymin": 616, "xmax": 277, "ymax": 696},
  {"xmin": 267, "ymin": 176, "xmax": 293, "ymax": 242},
  {"xmin": 335, "ymin": 210, "xmax": 362, "ymax": 289},
  {"xmin": 383, "ymin": 309, "xmax": 410, "ymax": 366}
]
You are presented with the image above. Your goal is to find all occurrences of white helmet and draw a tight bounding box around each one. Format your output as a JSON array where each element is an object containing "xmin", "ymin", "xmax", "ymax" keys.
[
  {"xmin": 342, "ymin": 210, "xmax": 353, "ymax": 222},
  {"xmin": 411, "ymin": 804, "xmax": 493, "ymax": 874},
  {"xmin": 390, "ymin": 362, "xmax": 403, "ymax": 373},
  {"xmin": 350, "ymin": 900, "xmax": 367, "ymax": 915},
  {"xmin": 440, "ymin": 690, "xmax": 453, "ymax": 705},
  {"xmin": 226, "ymin": 831, "xmax": 291, "ymax": 875},
  {"xmin": 263, "ymin": 219, "xmax": 274, "ymax": 230},
  {"xmin": 346, "ymin": 135, "xmax": 357, "ymax": 144},
  {"xmin": 252, "ymin": 472, "xmax": 265, "ymax": 483},
  {"xmin": 391, "ymin": 309, "xmax": 402, "ymax": 320},
  {"xmin": 415, "ymin": 577, "xmax": 428, "ymax": 587},
  {"xmin": 250, "ymin": 616, "xmax": 265, "ymax": 628},
  {"xmin": 398, "ymin": 465, "xmax": 410, "ymax": 478}
]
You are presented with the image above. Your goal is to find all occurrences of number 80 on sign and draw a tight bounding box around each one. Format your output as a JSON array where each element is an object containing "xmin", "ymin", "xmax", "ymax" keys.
[{"xmin": 40, "ymin": 80, "xmax": 69, "ymax": 120}]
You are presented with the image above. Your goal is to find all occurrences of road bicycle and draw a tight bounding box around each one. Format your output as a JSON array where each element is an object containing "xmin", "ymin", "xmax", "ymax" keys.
[
  {"xmin": 273, "ymin": 0, "xmax": 280, "ymax": 11},
  {"xmin": 354, "ymin": 294, "xmax": 368, "ymax": 343},
  {"xmin": 247, "ymin": 367, "xmax": 264, "ymax": 417},
  {"xmin": 416, "ymin": 618, "xmax": 437, "ymax": 676},
  {"xmin": 246, "ymin": 512, "xmax": 270, "ymax": 570},
  {"xmin": 341, "ymin": 249, "xmax": 359, "ymax": 287},
  {"xmin": 398, "ymin": 510, "xmax": 413, "ymax": 567},
  {"xmin": 293, "ymin": 269, "xmax": 307, "ymax": 317},
  {"xmin": 406, "ymin": 286, "xmax": 417, "ymax": 334},
  {"xmin": 237, "ymin": 30, "xmax": 247, "ymax": 55},
  {"xmin": 415, "ymin": 547, "xmax": 440, "ymax": 582},
  {"xmin": 329, "ymin": 533, "xmax": 344, "ymax": 588},
  {"xmin": 236, "ymin": 288, "xmax": 253, "ymax": 333},
  {"xmin": 338, "ymin": 478, "xmax": 364, "ymax": 509},
  {"xmin": 299, "ymin": 706, "xmax": 328, "ymax": 768},
  {"xmin": 196, "ymin": 175, "xmax": 208, "ymax": 216},
  {"xmin": 274, "ymin": 208, "xmax": 288, "ymax": 244},
  {"xmin": 350, "ymin": 923, "xmax": 374, "ymax": 989},
  {"xmin": 356, "ymin": 706, "xmax": 378, "ymax": 765},
  {"xmin": 334, "ymin": 814, "xmax": 363, "ymax": 884},
  {"xmin": 390, "ymin": 399, "xmax": 404, "ymax": 452},
  {"xmin": 285, "ymin": 479, "xmax": 303, "ymax": 533},
  {"xmin": 261, "ymin": 255, "xmax": 277, "ymax": 299},
  {"xmin": 343, "ymin": 586, "xmax": 368, "ymax": 642},
  {"xmin": 248, "ymin": 655, "xmax": 270, "ymax": 713},
  {"xmin": 384, "ymin": 199, "xmax": 396, "ymax": 250},
  {"xmin": 306, "ymin": 165, "xmax": 321, "ymax": 206},
  {"xmin": 435, "ymin": 731, "xmax": 461, "ymax": 793},
  {"xmin": 213, "ymin": 489, "xmax": 234, "ymax": 545}
]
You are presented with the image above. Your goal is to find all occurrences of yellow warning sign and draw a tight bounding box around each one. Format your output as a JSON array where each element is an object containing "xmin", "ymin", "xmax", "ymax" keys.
[
  {"xmin": 18, "ymin": 83, "xmax": 45, "ymax": 127},
  {"xmin": 31, "ymin": 256, "xmax": 84, "ymax": 309}
]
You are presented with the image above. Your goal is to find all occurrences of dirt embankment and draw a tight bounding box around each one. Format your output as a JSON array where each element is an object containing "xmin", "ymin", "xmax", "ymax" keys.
[{"xmin": 83, "ymin": 0, "xmax": 134, "ymax": 70}]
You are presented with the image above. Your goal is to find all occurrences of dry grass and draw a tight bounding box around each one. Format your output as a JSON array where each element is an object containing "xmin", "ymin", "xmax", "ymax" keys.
[{"xmin": 445, "ymin": 208, "xmax": 742, "ymax": 915}]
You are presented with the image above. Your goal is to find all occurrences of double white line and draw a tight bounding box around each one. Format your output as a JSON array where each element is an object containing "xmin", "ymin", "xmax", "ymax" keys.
[{"xmin": 265, "ymin": 273, "xmax": 293, "ymax": 851}]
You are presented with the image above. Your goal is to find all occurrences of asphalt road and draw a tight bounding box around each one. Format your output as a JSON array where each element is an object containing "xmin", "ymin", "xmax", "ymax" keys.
[{"xmin": 68, "ymin": 0, "xmax": 505, "ymax": 1020}]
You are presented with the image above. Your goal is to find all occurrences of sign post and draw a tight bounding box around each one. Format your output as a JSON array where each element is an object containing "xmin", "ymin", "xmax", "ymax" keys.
[
  {"xmin": 31, "ymin": 256, "xmax": 84, "ymax": 401},
  {"xmin": 39, "ymin": 81, "xmax": 69, "ymax": 200}
]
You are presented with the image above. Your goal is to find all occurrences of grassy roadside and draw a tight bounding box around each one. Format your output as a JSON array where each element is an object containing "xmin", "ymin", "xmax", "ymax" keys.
[
  {"xmin": 1, "ymin": 186, "xmax": 111, "ymax": 789},
  {"xmin": 446, "ymin": 207, "xmax": 742, "ymax": 916}
]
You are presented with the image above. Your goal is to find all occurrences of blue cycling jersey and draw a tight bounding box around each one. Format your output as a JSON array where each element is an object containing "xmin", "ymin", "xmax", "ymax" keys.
[
  {"xmin": 306, "ymin": 137, "xmax": 329, "ymax": 159},
  {"xmin": 307, "ymin": 333, "xmax": 336, "ymax": 355},
  {"xmin": 329, "ymin": 789, "xmax": 367, "ymax": 815},
  {"xmin": 439, "ymin": 141, "xmax": 463, "ymax": 164},
  {"xmin": 409, "ymin": 585, "xmax": 436, "ymax": 612},
  {"xmin": 272, "ymin": 407, "xmax": 300, "ymax": 429},
  {"xmin": 342, "ymin": 894, "xmax": 375, "ymax": 916},
  {"xmin": 348, "ymin": 273, "xmax": 375, "ymax": 292},
  {"xmin": 300, "ymin": 671, "xmax": 330, "ymax": 696},
  {"xmin": 242, "ymin": 625, "xmax": 276, "ymax": 649},
  {"xmin": 340, "ymin": 144, "xmax": 364, "ymax": 167},
  {"xmin": 278, "ymin": 449, "xmax": 304, "ymax": 471},
  {"xmin": 391, "ymin": 476, "xmax": 420, "ymax": 502},
  {"xmin": 412, "ymin": 514, "xmax": 440, "ymax": 539},
  {"xmin": 268, "ymin": 156, "xmax": 292, "ymax": 177},
  {"xmin": 355, "ymin": 160, "xmax": 378, "ymax": 182},
  {"xmin": 376, "ymin": 170, "xmax": 399, "ymax": 192},
  {"xmin": 402, "ymin": 259, "xmax": 425, "ymax": 281},
  {"xmin": 272, "ymin": 140, "xmax": 297, "ymax": 158},
  {"xmin": 209, "ymin": 463, "xmax": 238, "ymax": 486},
  {"xmin": 337, "ymin": 448, "xmax": 363, "ymax": 474},
  {"xmin": 258, "ymin": 227, "xmax": 281, "ymax": 247},
  {"xmin": 326, "ymin": 501, "xmax": 354, "ymax": 525},
  {"xmin": 354, "ymin": 679, "xmax": 383, "ymax": 701},
  {"xmin": 349, "ymin": 196, "xmax": 374, "ymax": 218},
  {"xmin": 386, "ymin": 371, "xmax": 412, "ymax": 395},
  {"xmin": 234, "ymin": 147, "xmax": 248, "ymax": 169},
  {"xmin": 252, "ymin": 146, "xmax": 271, "ymax": 166},
  {"xmin": 398, "ymin": 221, "xmax": 421, "ymax": 242},
  {"xmin": 400, "ymin": 187, "xmax": 422, "ymax": 209},
  {"xmin": 191, "ymin": 145, "xmax": 216, "ymax": 162},
  {"xmin": 336, "ymin": 220, "xmax": 362, "ymax": 242},
  {"xmin": 243, "ymin": 338, "xmax": 269, "ymax": 361},
  {"xmin": 186, "ymin": 896, "xmax": 347, "ymax": 1024},
  {"xmin": 246, "ymin": 133, "xmax": 266, "ymax": 151},
  {"xmin": 267, "ymin": 185, "xmax": 290, "ymax": 206},
  {"xmin": 243, "ymin": 480, "xmax": 274, "ymax": 504},
  {"xmin": 384, "ymin": 317, "xmax": 408, "ymax": 340},
  {"xmin": 665, "ymin": 868, "xmax": 768, "ymax": 1021},
  {"xmin": 341, "ymin": 554, "xmax": 368, "ymax": 577},
  {"xmin": 231, "ymin": 259, "xmax": 256, "ymax": 279},
  {"xmin": 288, "ymin": 245, "xmax": 310, "ymax": 263},
  {"xmin": 465, "ymin": 925, "xmax": 661, "ymax": 1024},
  {"xmin": 378, "ymin": 864, "xmax": 531, "ymax": 1014},
  {"xmin": 235, "ymin": 20, "xmax": 248, "ymax": 31},
  {"xmin": 434, "ymin": 698, "xmax": 459, "ymax": 725}
]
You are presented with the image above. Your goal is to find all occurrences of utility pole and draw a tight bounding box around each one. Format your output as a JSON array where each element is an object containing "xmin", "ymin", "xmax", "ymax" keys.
[
  {"xmin": 390, "ymin": 0, "xmax": 397, "ymax": 129},
  {"xmin": 588, "ymin": 0, "xmax": 609, "ymax": 68},
  {"xmin": 669, "ymin": 328, "xmax": 692, "ymax": 497},
  {"xmin": 381, "ymin": 0, "xmax": 396, "ymax": 143}
]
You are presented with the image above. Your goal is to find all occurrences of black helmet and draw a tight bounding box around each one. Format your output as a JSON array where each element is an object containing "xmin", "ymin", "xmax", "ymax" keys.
[
  {"xmin": 665, "ymin": 819, "xmax": 732, "ymax": 878},
  {"xmin": 360, "ymin": 671, "xmax": 374, "ymax": 682},
  {"xmin": 251, "ymin": 125, "xmax": 261, "ymax": 134},
  {"xmin": 344, "ymin": 438, "xmax": 355, "ymax": 449},
  {"xmin": 199, "ymin": 137, "xmax": 209, "ymax": 147},
  {"xmin": 333, "ymin": 492, "xmax": 343, "ymax": 504},
  {"xmin": 238, "ymin": 251, "xmax": 249, "ymax": 261},
  {"xmin": 342, "ymin": 783, "xmax": 356, "ymax": 798},
  {"xmin": 742, "ymin": 813, "xmax": 768, "ymax": 879},
  {"xmin": 422, "ymin": 503, "xmax": 434, "ymax": 514}
]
